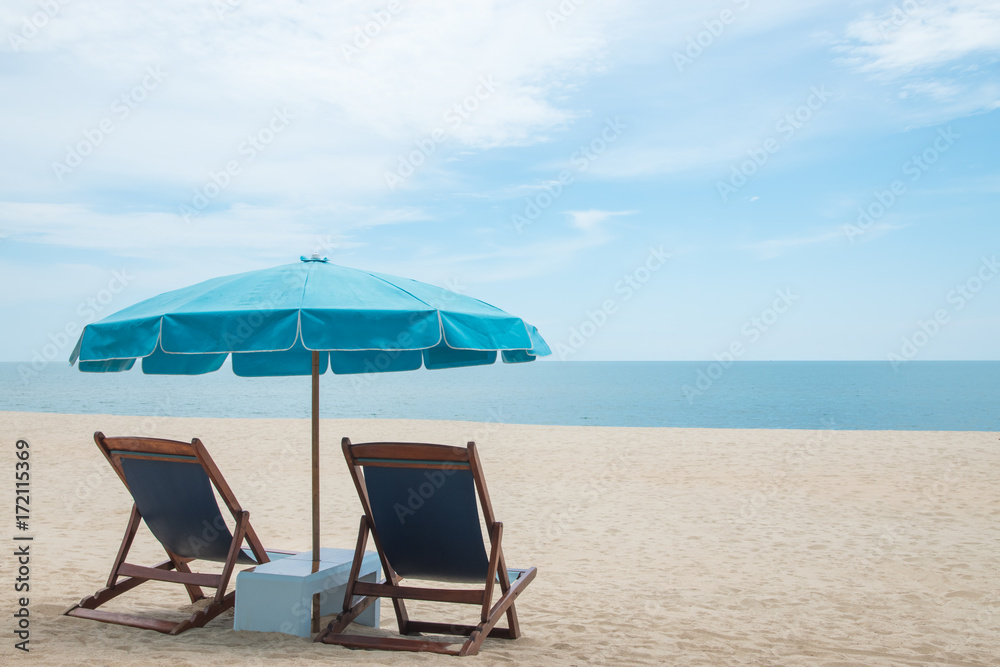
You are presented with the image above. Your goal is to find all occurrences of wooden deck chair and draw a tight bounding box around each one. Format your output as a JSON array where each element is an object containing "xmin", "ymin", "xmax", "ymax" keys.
[
  {"xmin": 64, "ymin": 432, "xmax": 293, "ymax": 635},
  {"xmin": 315, "ymin": 438, "xmax": 536, "ymax": 656}
]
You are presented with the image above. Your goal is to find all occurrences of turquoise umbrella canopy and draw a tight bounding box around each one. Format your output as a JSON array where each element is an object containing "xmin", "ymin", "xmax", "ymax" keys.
[
  {"xmin": 68, "ymin": 255, "xmax": 549, "ymax": 632},
  {"xmin": 69, "ymin": 256, "xmax": 550, "ymax": 372}
]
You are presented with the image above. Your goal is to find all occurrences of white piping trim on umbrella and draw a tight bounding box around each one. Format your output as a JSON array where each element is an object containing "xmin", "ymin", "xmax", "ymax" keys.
[
  {"xmin": 437, "ymin": 312, "xmax": 536, "ymax": 352},
  {"xmin": 73, "ymin": 263, "xmax": 537, "ymax": 363},
  {"xmin": 75, "ymin": 315, "xmax": 536, "ymax": 363}
]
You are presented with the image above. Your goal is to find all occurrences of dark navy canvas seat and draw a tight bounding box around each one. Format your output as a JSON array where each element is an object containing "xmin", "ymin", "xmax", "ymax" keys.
[
  {"xmin": 118, "ymin": 454, "xmax": 257, "ymax": 565},
  {"xmin": 315, "ymin": 438, "xmax": 537, "ymax": 656},
  {"xmin": 363, "ymin": 464, "xmax": 490, "ymax": 583}
]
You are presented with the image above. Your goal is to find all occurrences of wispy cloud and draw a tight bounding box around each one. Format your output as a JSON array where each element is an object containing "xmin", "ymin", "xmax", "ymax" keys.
[
  {"xmin": 374, "ymin": 228, "xmax": 617, "ymax": 286},
  {"xmin": 0, "ymin": 201, "xmax": 428, "ymax": 258},
  {"xmin": 839, "ymin": 0, "xmax": 1000, "ymax": 120},
  {"xmin": 744, "ymin": 229, "xmax": 845, "ymax": 260},
  {"xmin": 0, "ymin": 1, "xmax": 623, "ymax": 188},
  {"xmin": 747, "ymin": 221, "xmax": 912, "ymax": 259},
  {"xmin": 842, "ymin": 1, "xmax": 1000, "ymax": 76},
  {"xmin": 565, "ymin": 209, "xmax": 637, "ymax": 230},
  {"xmin": 385, "ymin": 209, "xmax": 632, "ymax": 285}
]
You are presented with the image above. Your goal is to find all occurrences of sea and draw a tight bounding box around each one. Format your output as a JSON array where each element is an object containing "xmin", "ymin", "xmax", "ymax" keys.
[{"xmin": 0, "ymin": 361, "xmax": 997, "ymax": 431}]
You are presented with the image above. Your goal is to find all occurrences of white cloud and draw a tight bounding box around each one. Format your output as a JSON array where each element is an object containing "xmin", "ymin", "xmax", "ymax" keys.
[
  {"xmin": 0, "ymin": 261, "xmax": 113, "ymax": 306},
  {"xmin": 855, "ymin": 222, "xmax": 910, "ymax": 243},
  {"xmin": 0, "ymin": 0, "xmax": 668, "ymax": 204},
  {"xmin": 843, "ymin": 1, "xmax": 1000, "ymax": 76},
  {"xmin": 565, "ymin": 209, "xmax": 637, "ymax": 230},
  {"xmin": 840, "ymin": 0, "xmax": 1000, "ymax": 120},
  {"xmin": 371, "ymin": 208, "xmax": 628, "ymax": 285},
  {"xmin": 901, "ymin": 79, "xmax": 964, "ymax": 100},
  {"xmin": 0, "ymin": 201, "xmax": 427, "ymax": 258},
  {"xmin": 746, "ymin": 221, "xmax": 913, "ymax": 259},
  {"xmin": 744, "ymin": 229, "xmax": 845, "ymax": 260},
  {"xmin": 0, "ymin": 1, "xmax": 617, "ymax": 148}
]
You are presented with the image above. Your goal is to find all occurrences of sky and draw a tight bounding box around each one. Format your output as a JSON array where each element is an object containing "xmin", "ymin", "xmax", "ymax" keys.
[{"xmin": 1, "ymin": 0, "xmax": 998, "ymax": 363}]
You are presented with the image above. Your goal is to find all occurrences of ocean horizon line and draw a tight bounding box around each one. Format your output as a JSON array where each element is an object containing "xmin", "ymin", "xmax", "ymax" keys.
[
  {"xmin": 2, "ymin": 408, "xmax": 995, "ymax": 434},
  {"xmin": 2, "ymin": 360, "xmax": 997, "ymax": 431}
]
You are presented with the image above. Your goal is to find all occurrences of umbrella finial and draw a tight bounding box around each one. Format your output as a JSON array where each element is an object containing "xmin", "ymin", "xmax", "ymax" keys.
[{"xmin": 301, "ymin": 252, "xmax": 329, "ymax": 263}]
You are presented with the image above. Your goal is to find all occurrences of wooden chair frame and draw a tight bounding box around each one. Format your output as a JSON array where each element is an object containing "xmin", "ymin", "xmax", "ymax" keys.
[
  {"xmin": 315, "ymin": 438, "xmax": 537, "ymax": 656},
  {"xmin": 64, "ymin": 431, "xmax": 293, "ymax": 635}
]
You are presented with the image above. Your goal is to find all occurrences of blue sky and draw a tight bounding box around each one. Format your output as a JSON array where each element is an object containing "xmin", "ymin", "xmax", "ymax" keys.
[{"xmin": 1, "ymin": 0, "xmax": 998, "ymax": 363}]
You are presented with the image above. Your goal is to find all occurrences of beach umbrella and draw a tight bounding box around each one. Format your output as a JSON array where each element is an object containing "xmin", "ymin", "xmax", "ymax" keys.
[{"xmin": 68, "ymin": 254, "xmax": 550, "ymax": 566}]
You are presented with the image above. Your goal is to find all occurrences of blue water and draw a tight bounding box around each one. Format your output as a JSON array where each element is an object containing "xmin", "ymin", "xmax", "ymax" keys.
[{"xmin": 0, "ymin": 361, "xmax": 996, "ymax": 431}]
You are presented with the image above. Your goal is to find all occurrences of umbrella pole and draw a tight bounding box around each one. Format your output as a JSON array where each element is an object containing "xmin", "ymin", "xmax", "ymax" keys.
[{"xmin": 311, "ymin": 350, "xmax": 320, "ymax": 633}]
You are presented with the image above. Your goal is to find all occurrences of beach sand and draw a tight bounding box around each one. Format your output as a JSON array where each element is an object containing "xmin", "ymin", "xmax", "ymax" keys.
[{"xmin": 1, "ymin": 411, "xmax": 997, "ymax": 665}]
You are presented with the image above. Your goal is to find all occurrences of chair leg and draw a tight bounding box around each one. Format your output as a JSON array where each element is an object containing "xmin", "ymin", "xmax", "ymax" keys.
[
  {"xmin": 341, "ymin": 516, "xmax": 370, "ymax": 614},
  {"xmin": 394, "ymin": 598, "xmax": 413, "ymax": 634},
  {"xmin": 214, "ymin": 511, "xmax": 249, "ymax": 605},
  {"xmin": 460, "ymin": 567, "xmax": 536, "ymax": 656},
  {"xmin": 459, "ymin": 611, "xmax": 506, "ymax": 655},
  {"xmin": 66, "ymin": 559, "xmax": 177, "ymax": 613},
  {"xmin": 169, "ymin": 556, "xmax": 206, "ymax": 603},
  {"xmin": 105, "ymin": 506, "xmax": 207, "ymax": 604},
  {"xmin": 65, "ymin": 560, "xmax": 187, "ymax": 634},
  {"xmin": 176, "ymin": 512, "xmax": 250, "ymax": 633},
  {"xmin": 480, "ymin": 523, "xmax": 503, "ymax": 623},
  {"xmin": 504, "ymin": 603, "xmax": 521, "ymax": 639},
  {"xmin": 314, "ymin": 591, "xmax": 377, "ymax": 642},
  {"xmin": 496, "ymin": 553, "xmax": 521, "ymax": 638},
  {"xmin": 106, "ymin": 505, "xmax": 143, "ymax": 589},
  {"xmin": 171, "ymin": 590, "xmax": 237, "ymax": 635},
  {"xmin": 318, "ymin": 569, "xmax": 536, "ymax": 656},
  {"xmin": 383, "ymin": 572, "xmax": 411, "ymax": 634}
]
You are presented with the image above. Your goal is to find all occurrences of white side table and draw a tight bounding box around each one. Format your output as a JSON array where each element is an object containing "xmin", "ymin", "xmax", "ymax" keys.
[{"xmin": 234, "ymin": 548, "xmax": 381, "ymax": 637}]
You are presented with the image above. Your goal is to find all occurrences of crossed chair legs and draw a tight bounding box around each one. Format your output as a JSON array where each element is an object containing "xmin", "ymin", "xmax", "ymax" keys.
[
  {"xmin": 64, "ymin": 504, "xmax": 266, "ymax": 635},
  {"xmin": 314, "ymin": 516, "xmax": 537, "ymax": 656}
]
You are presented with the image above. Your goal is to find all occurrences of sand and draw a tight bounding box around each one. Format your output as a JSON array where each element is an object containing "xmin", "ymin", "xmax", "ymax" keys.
[{"xmin": 0, "ymin": 411, "xmax": 997, "ymax": 665}]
